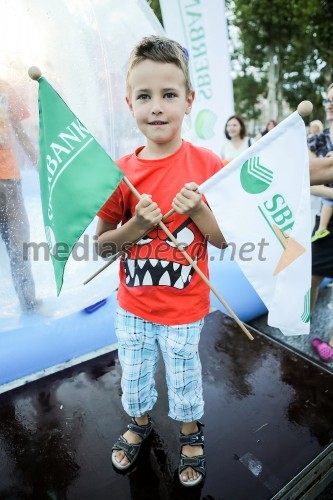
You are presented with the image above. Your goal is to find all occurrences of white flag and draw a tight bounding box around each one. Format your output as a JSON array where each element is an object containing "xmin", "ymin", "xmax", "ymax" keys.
[
  {"xmin": 159, "ymin": 0, "xmax": 234, "ymax": 155},
  {"xmin": 200, "ymin": 112, "xmax": 311, "ymax": 336}
]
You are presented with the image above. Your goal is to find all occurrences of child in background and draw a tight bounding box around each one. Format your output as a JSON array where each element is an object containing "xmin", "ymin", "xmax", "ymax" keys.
[
  {"xmin": 95, "ymin": 35, "xmax": 226, "ymax": 487},
  {"xmin": 308, "ymin": 119, "xmax": 324, "ymax": 138},
  {"xmin": 311, "ymin": 202, "xmax": 333, "ymax": 242}
]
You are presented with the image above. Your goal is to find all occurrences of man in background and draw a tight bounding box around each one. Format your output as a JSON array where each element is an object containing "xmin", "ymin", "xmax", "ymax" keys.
[{"xmin": 0, "ymin": 79, "xmax": 39, "ymax": 313}]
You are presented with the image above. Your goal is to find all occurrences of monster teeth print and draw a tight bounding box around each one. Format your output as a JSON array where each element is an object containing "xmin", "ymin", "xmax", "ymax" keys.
[{"xmin": 123, "ymin": 257, "xmax": 196, "ymax": 290}]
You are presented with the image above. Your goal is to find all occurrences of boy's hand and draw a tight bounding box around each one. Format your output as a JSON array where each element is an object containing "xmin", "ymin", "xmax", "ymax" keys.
[
  {"xmin": 135, "ymin": 194, "xmax": 162, "ymax": 230},
  {"xmin": 172, "ymin": 182, "xmax": 202, "ymax": 216}
]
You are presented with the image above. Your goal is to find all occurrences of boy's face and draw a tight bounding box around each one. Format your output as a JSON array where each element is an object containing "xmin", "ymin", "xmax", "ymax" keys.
[{"xmin": 126, "ymin": 60, "xmax": 194, "ymax": 152}]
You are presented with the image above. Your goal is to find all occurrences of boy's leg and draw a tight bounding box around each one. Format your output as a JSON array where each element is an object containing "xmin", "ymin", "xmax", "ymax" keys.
[
  {"xmin": 113, "ymin": 308, "xmax": 159, "ymax": 466},
  {"xmin": 179, "ymin": 421, "xmax": 204, "ymax": 482},
  {"xmin": 159, "ymin": 319, "xmax": 204, "ymax": 482}
]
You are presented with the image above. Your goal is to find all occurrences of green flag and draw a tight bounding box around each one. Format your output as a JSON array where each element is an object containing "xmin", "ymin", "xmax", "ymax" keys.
[{"xmin": 37, "ymin": 77, "xmax": 124, "ymax": 295}]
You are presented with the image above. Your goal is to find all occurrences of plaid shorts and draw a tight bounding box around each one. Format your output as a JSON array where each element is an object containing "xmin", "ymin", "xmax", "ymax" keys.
[{"xmin": 115, "ymin": 307, "xmax": 204, "ymax": 422}]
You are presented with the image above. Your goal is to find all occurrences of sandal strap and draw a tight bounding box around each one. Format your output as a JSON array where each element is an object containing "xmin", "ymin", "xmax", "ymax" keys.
[
  {"xmin": 179, "ymin": 421, "xmax": 205, "ymax": 447},
  {"xmin": 112, "ymin": 435, "xmax": 141, "ymax": 464},
  {"xmin": 179, "ymin": 453, "xmax": 206, "ymax": 476},
  {"xmin": 127, "ymin": 415, "xmax": 152, "ymax": 440}
]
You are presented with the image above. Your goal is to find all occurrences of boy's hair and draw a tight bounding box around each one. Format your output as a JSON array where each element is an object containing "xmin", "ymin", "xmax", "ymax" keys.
[
  {"xmin": 126, "ymin": 35, "xmax": 192, "ymax": 96},
  {"xmin": 328, "ymin": 83, "xmax": 333, "ymax": 92},
  {"xmin": 224, "ymin": 114, "xmax": 247, "ymax": 140}
]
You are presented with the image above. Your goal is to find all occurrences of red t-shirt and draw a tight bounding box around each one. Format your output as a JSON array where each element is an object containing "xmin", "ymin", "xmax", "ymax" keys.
[{"xmin": 98, "ymin": 140, "xmax": 222, "ymax": 325}]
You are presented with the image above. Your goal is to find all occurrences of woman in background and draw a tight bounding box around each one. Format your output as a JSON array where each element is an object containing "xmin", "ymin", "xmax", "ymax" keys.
[{"xmin": 220, "ymin": 114, "xmax": 252, "ymax": 166}]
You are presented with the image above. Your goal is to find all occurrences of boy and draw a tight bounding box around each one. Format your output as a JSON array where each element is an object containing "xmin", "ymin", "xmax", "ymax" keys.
[{"xmin": 95, "ymin": 36, "xmax": 226, "ymax": 487}]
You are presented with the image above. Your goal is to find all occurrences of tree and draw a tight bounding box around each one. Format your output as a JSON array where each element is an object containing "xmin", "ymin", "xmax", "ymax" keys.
[
  {"xmin": 233, "ymin": 73, "xmax": 267, "ymax": 122},
  {"xmin": 227, "ymin": 0, "xmax": 313, "ymax": 119},
  {"xmin": 149, "ymin": 0, "xmax": 333, "ymax": 123},
  {"xmin": 226, "ymin": 0, "xmax": 333, "ymax": 122},
  {"xmin": 146, "ymin": 0, "xmax": 163, "ymax": 25}
]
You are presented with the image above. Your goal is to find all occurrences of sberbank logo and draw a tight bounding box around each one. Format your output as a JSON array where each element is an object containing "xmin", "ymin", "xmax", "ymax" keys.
[
  {"xmin": 301, "ymin": 289, "xmax": 311, "ymax": 323},
  {"xmin": 195, "ymin": 109, "xmax": 217, "ymax": 140},
  {"xmin": 240, "ymin": 156, "xmax": 273, "ymax": 194}
]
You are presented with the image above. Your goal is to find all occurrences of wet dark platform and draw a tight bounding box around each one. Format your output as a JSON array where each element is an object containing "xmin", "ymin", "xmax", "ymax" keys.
[{"xmin": 0, "ymin": 311, "xmax": 333, "ymax": 500}]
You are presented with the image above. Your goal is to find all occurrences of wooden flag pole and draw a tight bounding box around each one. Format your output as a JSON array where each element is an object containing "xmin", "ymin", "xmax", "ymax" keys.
[
  {"xmin": 122, "ymin": 176, "xmax": 254, "ymax": 341},
  {"xmin": 84, "ymin": 175, "xmax": 253, "ymax": 340},
  {"xmin": 83, "ymin": 206, "xmax": 175, "ymax": 285}
]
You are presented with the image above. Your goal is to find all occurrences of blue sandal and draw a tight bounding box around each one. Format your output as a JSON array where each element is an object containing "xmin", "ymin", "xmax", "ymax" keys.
[
  {"xmin": 111, "ymin": 415, "xmax": 153, "ymax": 471},
  {"xmin": 178, "ymin": 421, "xmax": 206, "ymax": 487}
]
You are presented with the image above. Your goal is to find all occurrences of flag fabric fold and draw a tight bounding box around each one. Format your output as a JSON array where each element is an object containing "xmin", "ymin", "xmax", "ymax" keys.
[
  {"xmin": 199, "ymin": 112, "xmax": 311, "ymax": 336},
  {"xmin": 37, "ymin": 77, "xmax": 124, "ymax": 294}
]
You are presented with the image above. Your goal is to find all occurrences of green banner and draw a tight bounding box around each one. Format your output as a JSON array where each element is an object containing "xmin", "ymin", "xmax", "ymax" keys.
[{"xmin": 37, "ymin": 77, "xmax": 124, "ymax": 294}]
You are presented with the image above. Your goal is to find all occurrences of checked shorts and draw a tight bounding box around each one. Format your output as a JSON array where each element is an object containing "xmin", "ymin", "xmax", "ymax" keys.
[{"xmin": 115, "ymin": 307, "xmax": 204, "ymax": 423}]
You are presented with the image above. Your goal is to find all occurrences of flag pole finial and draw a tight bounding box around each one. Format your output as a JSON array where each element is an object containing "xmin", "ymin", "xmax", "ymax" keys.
[
  {"xmin": 297, "ymin": 100, "xmax": 313, "ymax": 117},
  {"xmin": 28, "ymin": 66, "xmax": 42, "ymax": 81}
]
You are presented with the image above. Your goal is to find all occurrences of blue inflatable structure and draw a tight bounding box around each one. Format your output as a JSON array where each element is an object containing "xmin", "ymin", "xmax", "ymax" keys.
[
  {"xmin": 208, "ymin": 246, "xmax": 267, "ymax": 322},
  {"xmin": 0, "ymin": 293, "xmax": 119, "ymax": 390}
]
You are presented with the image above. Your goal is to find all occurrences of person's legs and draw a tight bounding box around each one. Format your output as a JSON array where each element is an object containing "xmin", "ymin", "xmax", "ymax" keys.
[
  {"xmin": 1, "ymin": 180, "xmax": 37, "ymax": 311},
  {"xmin": 310, "ymin": 274, "xmax": 324, "ymax": 314},
  {"xmin": 113, "ymin": 308, "xmax": 159, "ymax": 467},
  {"xmin": 179, "ymin": 421, "xmax": 205, "ymax": 483},
  {"xmin": 159, "ymin": 319, "xmax": 205, "ymax": 484}
]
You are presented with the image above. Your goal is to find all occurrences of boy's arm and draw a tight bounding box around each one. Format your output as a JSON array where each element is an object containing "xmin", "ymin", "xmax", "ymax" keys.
[
  {"xmin": 95, "ymin": 195, "xmax": 162, "ymax": 257},
  {"xmin": 172, "ymin": 182, "xmax": 227, "ymax": 249}
]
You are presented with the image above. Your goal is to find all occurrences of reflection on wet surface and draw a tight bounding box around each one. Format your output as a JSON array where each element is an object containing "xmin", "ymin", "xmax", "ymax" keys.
[{"xmin": 0, "ymin": 311, "xmax": 332, "ymax": 499}]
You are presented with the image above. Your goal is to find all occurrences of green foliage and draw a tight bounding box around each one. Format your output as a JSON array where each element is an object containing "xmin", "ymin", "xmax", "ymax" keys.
[
  {"xmin": 226, "ymin": 0, "xmax": 333, "ymax": 122},
  {"xmin": 146, "ymin": 0, "xmax": 163, "ymax": 25},
  {"xmin": 149, "ymin": 0, "xmax": 333, "ymax": 122},
  {"xmin": 233, "ymin": 74, "xmax": 267, "ymax": 121}
]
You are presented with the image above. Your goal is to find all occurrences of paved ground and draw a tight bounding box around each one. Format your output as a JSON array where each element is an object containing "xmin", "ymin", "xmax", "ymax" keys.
[
  {"xmin": 1, "ymin": 310, "xmax": 332, "ymax": 499},
  {"xmin": 249, "ymin": 284, "xmax": 333, "ymax": 499},
  {"xmin": 249, "ymin": 284, "xmax": 333, "ymax": 375}
]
